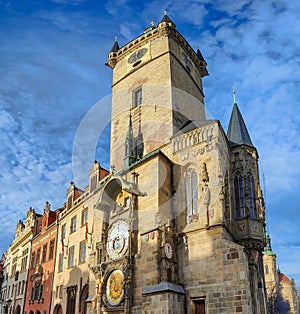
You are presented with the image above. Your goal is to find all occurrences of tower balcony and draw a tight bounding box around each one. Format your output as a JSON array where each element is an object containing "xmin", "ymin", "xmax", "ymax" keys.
[{"xmin": 233, "ymin": 218, "xmax": 264, "ymax": 251}]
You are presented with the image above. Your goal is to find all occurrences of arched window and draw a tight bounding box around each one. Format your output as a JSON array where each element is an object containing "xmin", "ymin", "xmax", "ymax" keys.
[
  {"xmin": 185, "ymin": 169, "xmax": 198, "ymax": 222},
  {"xmin": 265, "ymin": 264, "xmax": 269, "ymax": 275},
  {"xmin": 247, "ymin": 172, "xmax": 257, "ymax": 218},
  {"xmin": 167, "ymin": 268, "xmax": 172, "ymax": 282},
  {"xmin": 234, "ymin": 171, "xmax": 245, "ymax": 218}
]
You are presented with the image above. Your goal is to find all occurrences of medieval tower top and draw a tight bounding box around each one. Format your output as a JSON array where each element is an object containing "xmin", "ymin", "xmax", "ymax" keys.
[{"xmin": 106, "ymin": 13, "xmax": 208, "ymax": 171}]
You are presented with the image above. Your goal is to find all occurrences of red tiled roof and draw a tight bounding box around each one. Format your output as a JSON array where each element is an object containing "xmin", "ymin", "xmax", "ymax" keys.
[{"xmin": 278, "ymin": 273, "xmax": 292, "ymax": 284}]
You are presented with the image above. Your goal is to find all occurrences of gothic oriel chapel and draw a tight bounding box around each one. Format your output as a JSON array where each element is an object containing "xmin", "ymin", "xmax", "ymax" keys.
[{"xmin": 86, "ymin": 13, "xmax": 267, "ymax": 314}]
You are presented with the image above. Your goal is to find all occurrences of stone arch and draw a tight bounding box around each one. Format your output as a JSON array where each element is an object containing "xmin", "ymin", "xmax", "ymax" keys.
[
  {"xmin": 14, "ymin": 305, "xmax": 21, "ymax": 314},
  {"xmin": 53, "ymin": 304, "xmax": 63, "ymax": 314},
  {"xmin": 79, "ymin": 284, "xmax": 89, "ymax": 314},
  {"xmin": 36, "ymin": 311, "xmax": 41, "ymax": 314},
  {"xmin": 29, "ymin": 311, "xmax": 34, "ymax": 314}
]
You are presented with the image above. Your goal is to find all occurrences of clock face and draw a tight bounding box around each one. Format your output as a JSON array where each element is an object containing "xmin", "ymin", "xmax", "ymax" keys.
[
  {"xmin": 107, "ymin": 220, "xmax": 129, "ymax": 260},
  {"xmin": 164, "ymin": 242, "xmax": 173, "ymax": 259},
  {"xmin": 128, "ymin": 48, "xmax": 148, "ymax": 64},
  {"xmin": 106, "ymin": 269, "xmax": 124, "ymax": 306}
]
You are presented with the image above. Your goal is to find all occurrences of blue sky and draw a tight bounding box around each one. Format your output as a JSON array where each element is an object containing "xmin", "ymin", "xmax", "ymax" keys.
[{"xmin": 0, "ymin": 0, "xmax": 299, "ymax": 288}]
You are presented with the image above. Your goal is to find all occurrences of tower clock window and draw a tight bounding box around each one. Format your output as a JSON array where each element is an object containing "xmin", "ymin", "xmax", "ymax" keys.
[
  {"xmin": 234, "ymin": 171, "xmax": 245, "ymax": 219},
  {"xmin": 133, "ymin": 87, "xmax": 142, "ymax": 108},
  {"xmin": 185, "ymin": 169, "xmax": 199, "ymax": 222}
]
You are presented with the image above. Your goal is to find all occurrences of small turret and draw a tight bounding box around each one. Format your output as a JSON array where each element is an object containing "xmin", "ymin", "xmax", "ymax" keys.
[
  {"xmin": 227, "ymin": 93, "xmax": 253, "ymax": 147},
  {"xmin": 264, "ymin": 232, "xmax": 275, "ymax": 254},
  {"xmin": 106, "ymin": 37, "xmax": 119, "ymax": 69},
  {"xmin": 109, "ymin": 37, "xmax": 119, "ymax": 53},
  {"xmin": 159, "ymin": 11, "xmax": 176, "ymax": 28}
]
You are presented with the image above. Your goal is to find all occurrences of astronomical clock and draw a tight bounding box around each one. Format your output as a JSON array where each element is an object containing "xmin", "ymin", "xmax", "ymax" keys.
[{"xmin": 90, "ymin": 178, "xmax": 138, "ymax": 312}]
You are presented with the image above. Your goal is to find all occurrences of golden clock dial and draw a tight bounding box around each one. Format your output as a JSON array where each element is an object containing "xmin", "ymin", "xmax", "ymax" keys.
[{"xmin": 106, "ymin": 269, "xmax": 124, "ymax": 306}]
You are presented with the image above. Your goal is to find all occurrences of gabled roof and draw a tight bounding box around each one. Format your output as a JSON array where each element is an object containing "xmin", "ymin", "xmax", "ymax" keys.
[{"xmin": 227, "ymin": 102, "xmax": 253, "ymax": 147}]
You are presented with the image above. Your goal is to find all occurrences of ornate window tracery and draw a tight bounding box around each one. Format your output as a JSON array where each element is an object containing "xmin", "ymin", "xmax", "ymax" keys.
[
  {"xmin": 234, "ymin": 170, "xmax": 257, "ymax": 219},
  {"xmin": 247, "ymin": 171, "xmax": 257, "ymax": 218},
  {"xmin": 185, "ymin": 169, "xmax": 198, "ymax": 222},
  {"xmin": 234, "ymin": 171, "xmax": 245, "ymax": 218}
]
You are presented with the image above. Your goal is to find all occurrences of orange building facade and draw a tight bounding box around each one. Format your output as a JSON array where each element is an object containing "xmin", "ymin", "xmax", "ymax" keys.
[{"xmin": 24, "ymin": 202, "xmax": 61, "ymax": 314}]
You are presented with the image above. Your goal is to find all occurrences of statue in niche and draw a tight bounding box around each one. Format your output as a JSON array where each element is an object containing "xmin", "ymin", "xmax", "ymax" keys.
[
  {"xmin": 256, "ymin": 186, "xmax": 265, "ymax": 220},
  {"xmin": 203, "ymin": 184, "xmax": 211, "ymax": 228},
  {"xmin": 201, "ymin": 162, "xmax": 209, "ymax": 183},
  {"xmin": 200, "ymin": 162, "xmax": 211, "ymax": 227}
]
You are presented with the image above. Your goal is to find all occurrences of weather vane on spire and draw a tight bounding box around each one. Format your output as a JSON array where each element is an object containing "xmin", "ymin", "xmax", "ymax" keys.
[
  {"xmin": 164, "ymin": 10, "xmax": 167, "ymax": 15},
  {"xmin": 232, "ymin": 88, "xmax": 237, "ymax": 104},
  {"xmin": 114, "ymin": 36, "xmax": 118, "ymax": 42}
]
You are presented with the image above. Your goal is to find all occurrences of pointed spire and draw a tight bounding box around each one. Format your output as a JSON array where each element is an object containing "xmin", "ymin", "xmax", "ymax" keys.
[
  {"xmin": 227, "ymin": 94, "xmax": 253, "ymax": 147},
  {"xmin": 161, "ymin": 10, "xmax": 172, "ymax": 23},
  {"xmin": 124, "ymin": 111, "xmax": 136, "ymax": 170},
  {"xmin": 233, "ymin": 89, "xmax": 237, "ymax": 104},
  {"xmin": 109, "ymin": 36, "xmax": 119, "ymax": 53},
  {"xmin": 196, "ymin": 45, "xmax": 205, "ymax": 61}
]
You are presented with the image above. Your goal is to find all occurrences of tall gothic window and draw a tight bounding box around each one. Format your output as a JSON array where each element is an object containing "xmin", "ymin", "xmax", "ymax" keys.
[
  {"xmin": 133, "ymin": 86, "xmax": 142, "ymax": 108},
  {"xmin": 234, "ymin": 171, "xmax": 245, "ymax": 218},
  {"xmin": 185, "ymin": 169, "xmax": 198, "ymax": 222},
  {"xmin": 247, "ymin": 171, "xmax": 257, "ymax": 218}
]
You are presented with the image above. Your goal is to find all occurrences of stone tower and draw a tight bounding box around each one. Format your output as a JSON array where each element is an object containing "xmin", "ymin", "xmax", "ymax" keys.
[
  {"xmin": 106, "ymin": 14, "xmax": 208, "ymax": 172},
  {"xmin": 88, "ymin": 13, "xmax": 267, "ymax": 314},
  {"xmin": 263, "ymin": 233, "xmax": 278, "ymax": 296}
]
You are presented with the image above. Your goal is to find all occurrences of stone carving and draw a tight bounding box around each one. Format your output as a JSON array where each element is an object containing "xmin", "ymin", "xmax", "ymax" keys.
[{"xmin": 201, "ymin": 162, "xmax": 209, "ymax": 183}]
